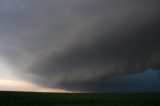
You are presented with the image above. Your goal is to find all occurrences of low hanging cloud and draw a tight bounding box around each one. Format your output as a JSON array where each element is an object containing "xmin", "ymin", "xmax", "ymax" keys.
[{"xmin": 0, "ymin": 0, "xmax": 160, "ymax": 92}]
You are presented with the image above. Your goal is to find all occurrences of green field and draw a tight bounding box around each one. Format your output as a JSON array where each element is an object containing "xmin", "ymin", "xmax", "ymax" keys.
[{"xmin": 0, "ymin": 91, "xmax": 160, "ymax": 106}]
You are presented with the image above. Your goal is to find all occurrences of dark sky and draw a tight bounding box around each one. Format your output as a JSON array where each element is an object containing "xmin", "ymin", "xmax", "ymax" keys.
[{"xmin": 0, "ymin": 0, "xmax": 160, "ymax": 92}]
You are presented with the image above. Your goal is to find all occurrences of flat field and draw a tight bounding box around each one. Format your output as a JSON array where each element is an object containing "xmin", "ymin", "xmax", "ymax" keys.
[{"xmin": 0, "ymin": 91, "xmax": 160, "ymax": 106}]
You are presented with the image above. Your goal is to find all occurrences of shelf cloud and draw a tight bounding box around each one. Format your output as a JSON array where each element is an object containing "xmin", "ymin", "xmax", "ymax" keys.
[{"xmin": 0, "ymin": 0, "xmax": 160, "ymax": 92}]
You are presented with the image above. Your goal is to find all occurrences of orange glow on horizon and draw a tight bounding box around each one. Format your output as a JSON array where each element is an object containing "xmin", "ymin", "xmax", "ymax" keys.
[
  {"xmin": 0, "ymin": 60, "xmax": 71, "ymax": 93},
  {"xmin": 0, "ymin": 79, "xmax": 70, "ymax": 93}
]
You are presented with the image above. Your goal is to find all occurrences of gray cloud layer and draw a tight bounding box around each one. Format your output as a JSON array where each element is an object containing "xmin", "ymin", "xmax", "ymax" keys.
[{"xmin": 0, "ymin": 0, "xmax": 160, "ymax": 92}]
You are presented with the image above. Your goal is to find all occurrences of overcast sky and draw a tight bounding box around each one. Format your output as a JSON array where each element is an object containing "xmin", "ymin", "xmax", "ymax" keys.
[{"xmin": 0, "ymin": 0, "xmax": 160, "ymax": 92}]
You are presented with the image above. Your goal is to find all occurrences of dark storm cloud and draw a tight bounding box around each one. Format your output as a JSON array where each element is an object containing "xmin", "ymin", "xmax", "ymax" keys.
[
  {"xmin": 0, "ymin": 0, "xmax": 160, "ymax": 92},
  {"xmin": 60, "ymin": 69, "xmax": 160, "ymax": 92}
]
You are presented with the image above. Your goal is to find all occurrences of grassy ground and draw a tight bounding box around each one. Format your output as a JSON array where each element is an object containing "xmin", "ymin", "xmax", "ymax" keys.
[{"xmin": 0, "ymin": 91, "xmax": 160, "ymax": 106}]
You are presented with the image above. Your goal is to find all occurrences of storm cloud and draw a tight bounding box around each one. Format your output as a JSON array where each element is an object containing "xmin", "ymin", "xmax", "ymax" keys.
[{"xmin": 0, "ymin": 0, "xmax": 160, "ymax": 92}]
